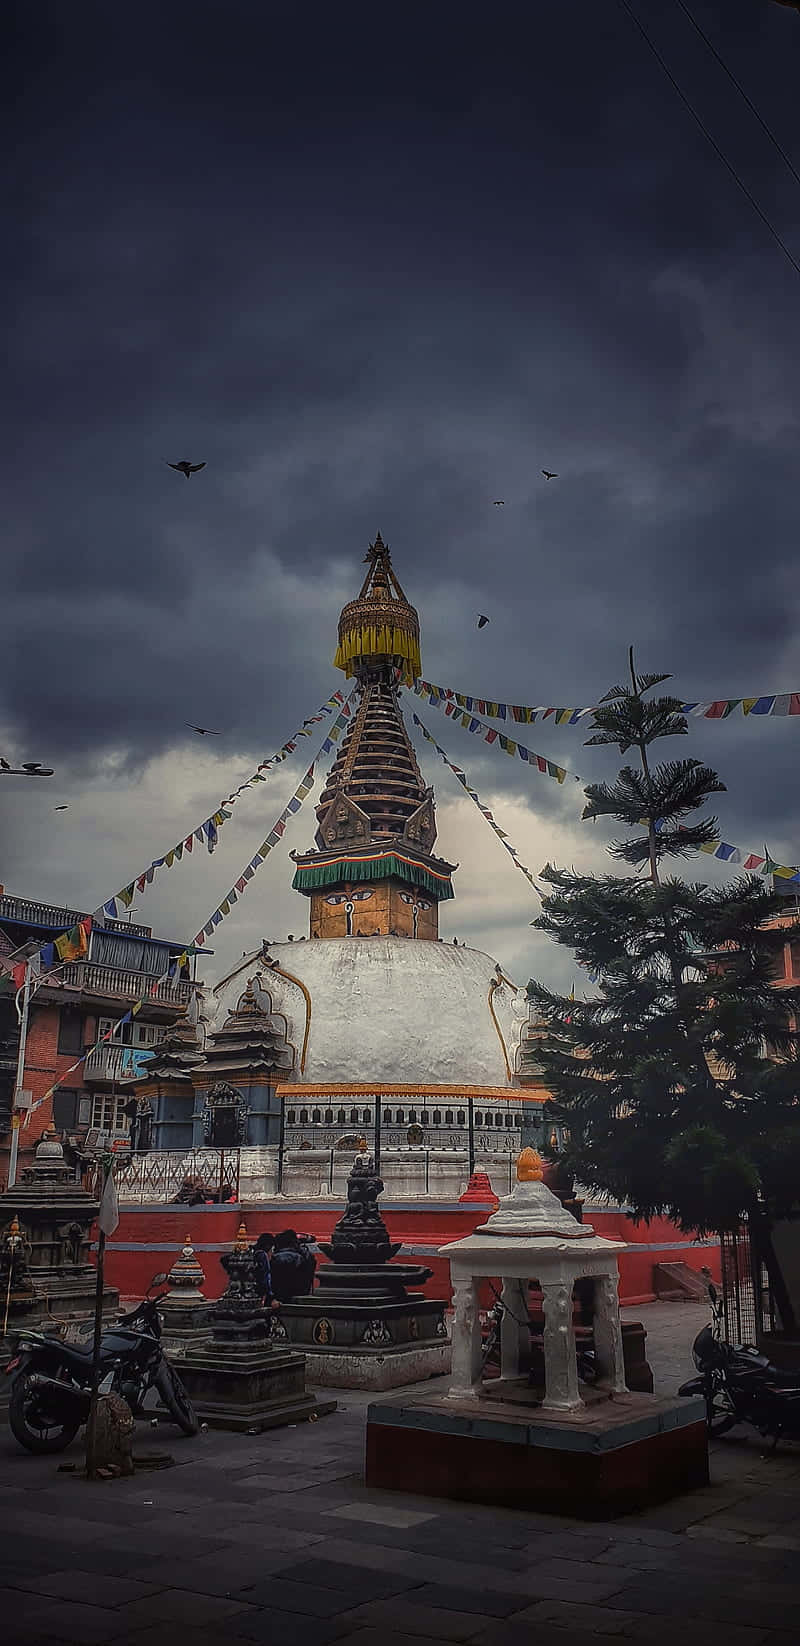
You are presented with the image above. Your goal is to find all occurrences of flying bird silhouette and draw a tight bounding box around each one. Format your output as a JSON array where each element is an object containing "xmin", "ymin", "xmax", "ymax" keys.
[
  {"xmin": 542, "ymin": 470, "xmax": 558, "ymax": 480},
  {"xmin": 166, "ymin": 461, "xmax": 206, "ymax": 478},
  {"xmin": 21, "ymin": 762, "xmax": 50, "ymax": 773},
  {"xmin": 492, "ymin": 500, "xmax": 505, "ymax": 506},
  {"xmin": 477, "ymin": 615, "xmax": 490, "ymax": 629},
  {"xmin": 53, "ymin": 805, "xmax": 69, "ymax": 811},
  {"xmin": 0, "ymin": 758, "xmax": 9, "ymax": 771},
  {"xmin": 187, "ymin": 724, "xmax": 222, "ymax": 736}
]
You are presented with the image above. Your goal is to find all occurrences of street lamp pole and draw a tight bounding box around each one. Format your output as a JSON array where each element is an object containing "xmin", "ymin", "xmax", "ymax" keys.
[{"xmin": 8, "ymin": 962, "xmax": 33, "ymax": 1191}]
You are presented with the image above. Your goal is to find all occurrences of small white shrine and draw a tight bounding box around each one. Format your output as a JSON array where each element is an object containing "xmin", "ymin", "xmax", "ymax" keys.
[{"xmin": 440, "ymin": 1148, "xmax": 627, "ymax": 1412}]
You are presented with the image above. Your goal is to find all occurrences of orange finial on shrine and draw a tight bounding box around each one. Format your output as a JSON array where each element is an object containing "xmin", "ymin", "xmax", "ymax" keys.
[{"xmin": 516, "ymin": 1147, "xmax": 544, "ymax": 1182}]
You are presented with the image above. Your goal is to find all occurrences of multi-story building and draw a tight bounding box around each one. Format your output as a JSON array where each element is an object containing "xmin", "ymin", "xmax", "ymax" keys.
[{"xmin": 0, "ymin": 890, "xmax": 201, "ymax": 1181}]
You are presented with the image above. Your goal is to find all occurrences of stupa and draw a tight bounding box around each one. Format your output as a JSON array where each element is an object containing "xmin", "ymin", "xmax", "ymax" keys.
[{"xmin": 192, "ymin": 535, "xmax": 543, "ymax": 1198}]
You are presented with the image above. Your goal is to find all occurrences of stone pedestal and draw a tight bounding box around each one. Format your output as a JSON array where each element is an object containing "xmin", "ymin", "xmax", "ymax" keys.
[
  {"xmin": 178, "ymin": 1223, "xmax": 335, "ymax": 1431},
  {"xmin": 278, "ymin": 1153, "xmax": 451, "ymax": 1390}
]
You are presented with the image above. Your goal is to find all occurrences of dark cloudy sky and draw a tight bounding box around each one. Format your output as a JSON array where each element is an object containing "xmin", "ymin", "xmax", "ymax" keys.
[{"xmin": 2, "ymin": 0, "xmax": 799, "ymax": 989}]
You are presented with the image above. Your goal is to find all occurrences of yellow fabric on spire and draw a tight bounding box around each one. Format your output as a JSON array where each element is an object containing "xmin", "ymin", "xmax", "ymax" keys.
[{"xmin": 334, "ymin": 623, "xmax": 421, "ymax": 686}]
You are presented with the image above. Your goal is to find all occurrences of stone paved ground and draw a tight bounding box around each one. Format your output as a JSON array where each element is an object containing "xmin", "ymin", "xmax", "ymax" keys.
[{"xmin": 1, "ymin": 1300, "xmax": 799, "ymax": 1645}]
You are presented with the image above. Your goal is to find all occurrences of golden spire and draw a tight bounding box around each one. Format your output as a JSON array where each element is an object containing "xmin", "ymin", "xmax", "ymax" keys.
[
  {"xmin": 333, "ymin": 534, "xmax": 421, "ymax": 686},
  {"xmin": 234, "ymin": 1220, "xmax": 250, "ymax": 1251}
]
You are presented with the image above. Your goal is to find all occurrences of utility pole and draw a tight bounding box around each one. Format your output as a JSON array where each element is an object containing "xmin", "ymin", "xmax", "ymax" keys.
[{"xmin": 8, "ymin": 962, "xmax": 32, "ymax": 1191}]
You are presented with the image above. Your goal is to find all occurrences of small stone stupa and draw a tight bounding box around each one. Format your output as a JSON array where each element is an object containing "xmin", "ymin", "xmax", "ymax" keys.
[
  {"xmin": 0, "ymin": 1131, "xmax": 119, "ymax": 1325},
  {"xmin": 157, "ymin": 1236, "xmax": 212, "ymax": 1360},
  {"xmin": 177, "ymin": 1222, "xmax": 335, "ymax": 1431},
  {"xmin": 278, "ymin": 1152, "xmax": 450, "ymax": 1389}
]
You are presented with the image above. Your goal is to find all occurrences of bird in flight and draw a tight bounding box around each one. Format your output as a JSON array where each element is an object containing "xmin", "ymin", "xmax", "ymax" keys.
[
  {"xmin": 53, "ymin": 805, "xmax": 69, "ymax": 811},
  {"xmin": 492, "ymin": 499, "xmax": 505, "ymax": 506},
  {"xmin": 166, "ymin": 461, "xmax": 206, "ymax": 478},
  {"xmin": 477, "ymin": 615, "xmax": 490, "ymax": 630},
  {"xmin": 187, "ymin": 724, "xmax": 222, "ymax": 736},
  {"xmin": 21, "ymin": 762, "xmax": 53, "ymax": 774},
  {"xmin": 0, "ymin": 758, "xmax": 9, "ymax": 771},
  {"xmin": 542, "ymin": 470, "xmax": 558, "ymax": 480}
]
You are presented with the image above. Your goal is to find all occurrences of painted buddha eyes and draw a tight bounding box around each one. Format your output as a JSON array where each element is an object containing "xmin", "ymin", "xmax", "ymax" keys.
[
  {"xmin": 325, "ymin": 890, "xmax": 373, "ymax": 905},
  {"xmin": 399, "ymin": 892, "xmax": 431, "ymax": 911}
]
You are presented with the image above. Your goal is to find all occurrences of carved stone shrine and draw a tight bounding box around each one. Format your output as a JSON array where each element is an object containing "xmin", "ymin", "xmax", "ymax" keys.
[
  {"xmin": 177, "ymin": 1222, "xmax": 335, "ymax": 1431},
  {"xmin": 277, "ymin": 1152, "xmax": 451, "ymax": 1389},
  {"xmin": 365, "ymin": 1150, "xmax": 708, "ymax": 1517}
]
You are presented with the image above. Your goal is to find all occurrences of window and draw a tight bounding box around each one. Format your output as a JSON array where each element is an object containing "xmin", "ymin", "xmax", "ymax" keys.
[
  {"xmin": 456, "ymin": 1109, "xmax": 465, "ymax": 1126},
  {"xmin": 58, "ymin": 1008, "xmax": 84, "ymax": 1056},
  {"xmin": 287, "ymin": 1109, "xmax": 296, "ymax": 1124},
  {"xmin": 409, "ymin": 1109, "xmax": 418, "ymax": 1123},
  {"xmin": 338, "ymin": 1108, "xmax": 347, "ymax": 1124},
  {"xmin": 505, "ymin": 1113, "xmax": 514, "ymax": 1128},
  {"xmin": 432, "ymin": 1109, "xmax": 441, "ymax": 1125},
  {"xmin": 396, "ymin": 1109, "xmax": 404, "ymax": 1124},
  {"xmin": 362, "ymin": 1109, "xmax": 371, "ymax": 1124},
  {"xmin": 383, "ymin": 1108, "xmax": 391, "ymax": 1123},
  {"xmin": 445, "ymin": 1109, "xmax": 453, "ymax": 1125},
  {"xmin": 300, "ymin": 1108, "xmax": 308, "ymax": 1124},
  {"xmin": 52, "ymin": 1088, "xmax": 79, "ymax": 1131},
  {"xmin": 350, "ymin": 1107, "xmax": 359, "ymax": 1124},
  {"xmin": 312, "ymin": 1108, "xmax": 321, "ymax": 1124},
  {"xmin": 90, "ymin": 1094, "xmax": 128, "ymax": 1134},
  {"xmin": 324, "ymin": 1109, "xmax": 333, "ymax": 1124},
  {"xmin": 475, "ymin": 1111, "xmax": 483, "ymax": 1126}
]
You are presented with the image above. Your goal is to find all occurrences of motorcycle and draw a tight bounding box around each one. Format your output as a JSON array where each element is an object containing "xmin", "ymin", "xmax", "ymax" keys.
[
  {"xmin": 678, "ymin": 1280, "xmax": 800, "ymax": 1446},
  {"xmin": 4, "ymin": 1274, "xmax": 199, "ymax": 1454}
]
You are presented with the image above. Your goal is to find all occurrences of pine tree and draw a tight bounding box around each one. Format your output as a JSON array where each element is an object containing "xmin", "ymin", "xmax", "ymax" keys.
[{"xmin": 529, "ymin": 652, "xmax": 800, "ymax": 1331}]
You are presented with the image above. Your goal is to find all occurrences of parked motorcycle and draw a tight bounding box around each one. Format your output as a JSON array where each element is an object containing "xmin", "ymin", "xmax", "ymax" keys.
[
  {"xmin": 4, "ymin": 1274, "xmax": 199, "ymax": 1454},
  {"xmin": 678, "ymin": 1280, "xmax": 800, "ymax": 1446}
]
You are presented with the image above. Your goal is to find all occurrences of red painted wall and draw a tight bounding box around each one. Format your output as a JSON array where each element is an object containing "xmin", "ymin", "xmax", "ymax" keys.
[{"xmin": 102, "ymin": 1201, "xmax": 721, "ymax": 1307}]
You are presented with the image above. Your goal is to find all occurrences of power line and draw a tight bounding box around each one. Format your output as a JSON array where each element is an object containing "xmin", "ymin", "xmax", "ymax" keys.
[
  {"xmin": 616, "ymin": 0, "xmax": 800, "ymax": 282},
  {"xmin": 674, "ymin": 0, "xmax": 800, "ymax": 193}
]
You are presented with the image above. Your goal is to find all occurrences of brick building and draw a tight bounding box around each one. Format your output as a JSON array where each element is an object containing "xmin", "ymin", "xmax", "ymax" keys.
[{"xmin": 0, "ymin": 890, "xmax": 200, "ymax": 1183}]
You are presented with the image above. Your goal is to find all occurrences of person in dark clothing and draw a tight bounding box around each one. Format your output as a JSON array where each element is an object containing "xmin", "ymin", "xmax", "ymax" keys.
[
  {"xmin": 253, "ymin": 1233, "xmax": 275, "ymax": 1307},
  {"xmin": 269, "ymin": 1229, "xmax": 316, "ymax": 1302}
]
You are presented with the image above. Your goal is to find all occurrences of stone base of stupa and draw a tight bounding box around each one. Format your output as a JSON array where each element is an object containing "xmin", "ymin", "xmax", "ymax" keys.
[
  {"xmin": 298, "ymin": 1339, "xmax": 451, "ymax": 1390},
  {"xmin": 366, "ymin": 1387, "xmax": 708, "ymax": 1518},
  {"xmin": 178, "ymin": 1341, "xmax": 336, "ymax": 1432}
]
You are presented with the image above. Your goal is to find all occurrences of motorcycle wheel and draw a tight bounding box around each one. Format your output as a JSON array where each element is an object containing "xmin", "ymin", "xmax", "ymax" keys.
[
  {"xmin": 705, "ymin": 1376, "xmax": 738, "ymax": 1437},
  {"xmin": 8, "ymin": 1374, "xmax": 82, "ymax": 1455},
  {"xmin": 154, "ymin": 1361, "xmax": 200, "ymax": 1435}
]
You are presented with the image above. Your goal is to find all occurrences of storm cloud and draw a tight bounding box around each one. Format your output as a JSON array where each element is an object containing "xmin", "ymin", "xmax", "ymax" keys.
[{"xmin": 2, "ymin": 0, "xmax": 799, "ymax": 988}]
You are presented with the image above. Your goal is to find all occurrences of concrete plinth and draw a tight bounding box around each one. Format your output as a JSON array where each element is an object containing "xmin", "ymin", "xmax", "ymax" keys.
[
  {"xmin": 366, "ymin": 1388, "xmax": 708, "ymax": 1518},
  {"xmin": 178, "ymin": 1341, "xmax": 336, "ymax": 1432}
]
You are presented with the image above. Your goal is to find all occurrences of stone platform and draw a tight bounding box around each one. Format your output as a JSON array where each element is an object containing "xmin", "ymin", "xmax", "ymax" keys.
[
  {"xmin": 365, "ymin": 1386, "xmax": 708, "ymax": 1518},
  {"xmin": 178, "ymin": 1339, "xmax": 336, "ymax": 1432}
]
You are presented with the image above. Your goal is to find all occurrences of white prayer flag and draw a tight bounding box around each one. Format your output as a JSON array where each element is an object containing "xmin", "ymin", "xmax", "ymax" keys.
[{"xmin": 98, "ymin": 1164, "xmax": 119, "ymax": 1238}]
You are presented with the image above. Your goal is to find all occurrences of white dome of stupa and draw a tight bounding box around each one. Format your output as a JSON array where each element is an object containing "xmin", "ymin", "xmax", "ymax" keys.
[{"xmin": 209, "ymin": 937, "xmax": 524, "ymax": 1089}]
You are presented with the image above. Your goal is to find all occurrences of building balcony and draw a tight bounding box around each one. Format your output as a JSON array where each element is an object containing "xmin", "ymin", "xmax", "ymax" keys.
[
  {"xmin": 59, "ymin": 961, "xmax": 191, "ymax": 1007},
  {"xmin": 0, "ymin": 893, "xmax": 87, "ymax": 929},
  {"xmin": 83, "ymin": 1043, "xmax": 157, "ymax": 1083}
]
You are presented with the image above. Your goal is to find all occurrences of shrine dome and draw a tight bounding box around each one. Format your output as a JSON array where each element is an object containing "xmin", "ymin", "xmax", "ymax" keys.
[{"xmin": 208, "ymin": 937, "xmax": 526, "ymax": 1090}]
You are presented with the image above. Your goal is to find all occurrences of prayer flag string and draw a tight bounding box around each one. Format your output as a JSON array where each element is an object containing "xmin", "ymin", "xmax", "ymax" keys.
[
  {"xmin": 413, "ymin": 682, "xmax": 580, "ymax": 784},
  {"xmin": 412, "ymin": 712, "xmax": 541, "ymax": 896}
]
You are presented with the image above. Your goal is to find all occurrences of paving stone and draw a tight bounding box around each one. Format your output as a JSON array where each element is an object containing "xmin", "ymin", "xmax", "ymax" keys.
[
  {"xmin": 136, "ymin": 1551, "xmax": 290, "ymax": 1597},
  {"xmin": 325, "ymin": 1503, "xmax": 438, "ymax": 1528},
  {"xmin": 112, "ymin": 1588, "xmax": 256, "ymax": 1628},
  {"xmin": 7, "ymin": 1596, "xmax": 137, "ymax": 1643},
  {"xmin": 223, "ymin": 1614, "xmax": 353, "ymax": 1646},
  {"xmin": 515, "ymin": 1598, "xmax": 648, "ymax": 1633},
  {"xmin": 339, "ymin": 1597, "xmax": 491, "ymax": 1639},
  {"xmin": 294, "ymin": 1535, "xmax": 423, "ymax": 1573},
  {"xmin": 334, "ymin": 1632, "xmax": 462, "ymax": 1646},
  {"xmin": 8, "ymin": 1568, "xmax": 165, "ymax": 1607},
  {"xmin": 411, "ymin": 1584, "xmax": 535, "ymax": 1619},
  {"xmin": 234, "ymin": 1577, "xmax": 360, "ymax": 1617},
  {"xmin": 273, "ymin": 1556, "xmax": 423, "ymax": 1599}
]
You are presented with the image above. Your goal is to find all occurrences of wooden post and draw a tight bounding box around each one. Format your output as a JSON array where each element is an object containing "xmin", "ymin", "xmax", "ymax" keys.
[{"xmin": 84, "ymin": 1228, "xmax": 106, "ymax": 1479}]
